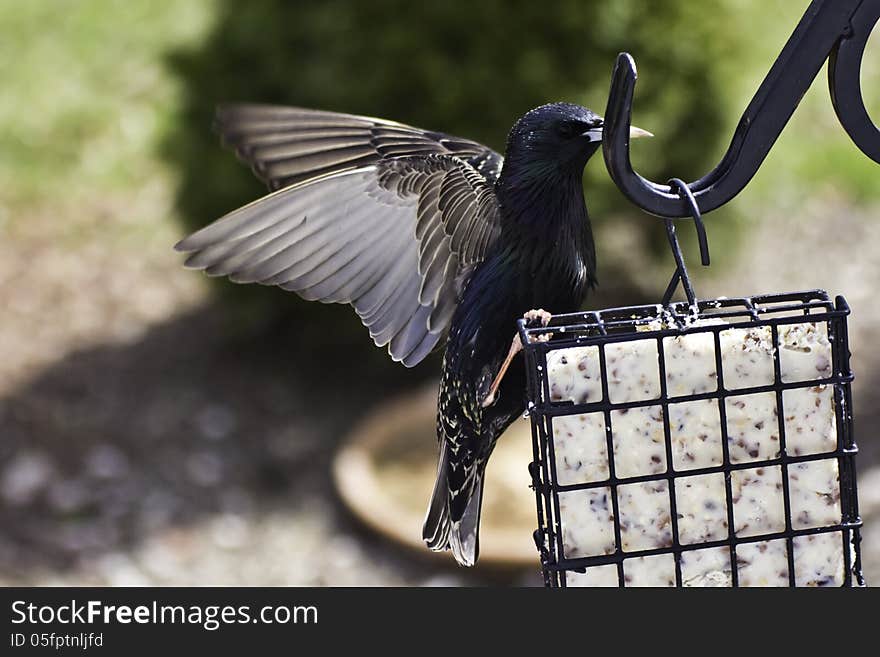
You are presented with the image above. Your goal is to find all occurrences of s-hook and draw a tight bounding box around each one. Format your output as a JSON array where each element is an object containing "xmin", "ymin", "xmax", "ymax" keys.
[
  {"xmin": 603, "ymin": 0, "xmax": 880, "ymax": 219},
  {"xmin": 661, "ymin": 178, "xmax": 710, "ymax": 308}
]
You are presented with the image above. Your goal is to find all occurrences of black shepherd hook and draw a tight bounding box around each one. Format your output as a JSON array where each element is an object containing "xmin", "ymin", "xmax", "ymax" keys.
[{"xmin": 603, "ymin": 0, "xmax": 880, "ymax": 219}]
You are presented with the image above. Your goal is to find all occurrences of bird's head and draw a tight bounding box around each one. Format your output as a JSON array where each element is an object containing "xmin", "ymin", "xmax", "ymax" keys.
[{"xmin": 504, "ymin": 102, "xmax": 651, "ymax": 176}]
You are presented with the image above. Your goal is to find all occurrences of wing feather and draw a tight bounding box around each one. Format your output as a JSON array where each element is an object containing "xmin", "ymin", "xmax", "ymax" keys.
[
  {"xmin": 234, "ymin": 201, "xmax": 377, "ymax": 285},
  {"xmin": 293, "ymin": 213, "xmax": 398, "ymax": 299},
  {"xmin": 389, "ymin": 302, "xmax": 435, "ymax": 362},
  {"xmin": 428, "ymin": 255, "xmax": 462, "ymax": 333},
  {"xmin": 215, "ymin": 104, "xmax": 504, "ymax": 189},
  {"xmin": 178, "ymin": 105, "xmax": 505, "ymax": 366}
]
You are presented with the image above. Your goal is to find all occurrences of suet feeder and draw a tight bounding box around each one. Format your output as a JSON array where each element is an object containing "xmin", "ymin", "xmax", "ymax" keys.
[{"xmin": 523, "ymin": 291, "xmax": 861, "ymax": 586}]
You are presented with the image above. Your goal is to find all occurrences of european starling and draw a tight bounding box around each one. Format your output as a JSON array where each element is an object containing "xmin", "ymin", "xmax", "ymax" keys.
[{"xmin": 175, "ymin": 102, "xmax": 651, "ymax": 566}]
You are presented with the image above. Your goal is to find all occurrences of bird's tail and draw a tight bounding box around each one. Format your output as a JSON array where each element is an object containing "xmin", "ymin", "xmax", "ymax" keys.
[
  {"xmin": 423, "ymin": 441, "xmax": 452, "ymax": 551},
  {"xmin": 422, "ymin": 441, "xmax": 486, "ymax": 567}
]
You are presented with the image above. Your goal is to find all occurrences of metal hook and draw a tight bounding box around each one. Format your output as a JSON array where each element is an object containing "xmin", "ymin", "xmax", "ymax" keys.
[
  {"xmin": 661, "ymin": 178, "xmax": 710, "ymax": 308},
  {"xmin": 602, "ymin": 0, "xmax": 880, "ymax": 220},
  {"xmin": 669, "ymin": 178, "xmax": 710, "ymax": 267},
  {"xmin": 829, "ymin": 0, "xmax": 880, "ymax": 163}
]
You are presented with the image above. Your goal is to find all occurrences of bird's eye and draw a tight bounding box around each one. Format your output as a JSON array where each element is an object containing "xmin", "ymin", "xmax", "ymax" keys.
[{"xmin": 556, "ymin": 122, "xmax": 576, "ymax": 138}]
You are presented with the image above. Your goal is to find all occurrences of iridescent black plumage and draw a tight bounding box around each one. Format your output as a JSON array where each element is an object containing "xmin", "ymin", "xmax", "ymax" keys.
[
  {"xmin": 423, "ymin": 104, "xmax": 600, "ymax": 564},
  {"xmin": 175, "ymin": 102, "xmax": 617, "ymax": 567}
]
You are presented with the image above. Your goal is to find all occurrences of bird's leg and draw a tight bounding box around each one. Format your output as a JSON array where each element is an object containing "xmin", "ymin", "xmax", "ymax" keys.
[
  {"xmin": 481, "ymin": 309, "xmax": 553, "ymax": 408},
  {"xmin": 481, "ymin": 334, "xmax": 522, "ymax": 409}
]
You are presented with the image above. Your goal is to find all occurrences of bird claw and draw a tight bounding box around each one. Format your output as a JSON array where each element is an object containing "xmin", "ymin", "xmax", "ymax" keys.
[
  {"xmin": 523, "ymin": 308, "xmax": 553, "ymax": 344},
  {"xmin": 523, "ymin": 308, "xmax": 552, "ymax": 328}
]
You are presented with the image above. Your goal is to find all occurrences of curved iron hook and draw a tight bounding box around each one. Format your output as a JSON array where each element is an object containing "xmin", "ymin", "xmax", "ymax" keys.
[
  {"xmin": 668, "ymin": 178, "xmax": 710, "ymax": 267},
  {"xmin": 829, "ymin": 0, "xmax": 880, "ymax": 163},
  {"xmin": 603, "ymin": 0, "xmax": 880, "ymax": 219},
  {"xmin": 661, "ymin": 179, "xmax": 710, "ymax": 307}
]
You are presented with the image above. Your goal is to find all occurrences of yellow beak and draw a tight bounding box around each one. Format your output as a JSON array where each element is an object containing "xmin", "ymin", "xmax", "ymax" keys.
[
  {"xmin": 584, "ymin": 124, "xmax": 654, "ymax": 142},
  {"xmin": 629, "ymin": 125, "xmax": 654, "ymax": 139}
]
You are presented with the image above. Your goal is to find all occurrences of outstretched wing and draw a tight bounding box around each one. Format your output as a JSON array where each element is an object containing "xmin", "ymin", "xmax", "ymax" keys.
[
  {"xmin": 215, "ymin": 104, "xmax": 505, "ymax": 189},
  {"xmin": 176, "ymin": 153, "xmax": 502, "ymax": 366}
]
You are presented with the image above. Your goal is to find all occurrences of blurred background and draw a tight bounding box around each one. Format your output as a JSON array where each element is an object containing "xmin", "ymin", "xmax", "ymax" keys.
[{"xmin": 0, "ymin": 0, "xmax": 878, "ymax": 586}]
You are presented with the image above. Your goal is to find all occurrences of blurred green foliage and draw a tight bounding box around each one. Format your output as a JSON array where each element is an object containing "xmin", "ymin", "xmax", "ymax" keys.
[{"xmin": 0, "ymin": 1, "xmax": 209, "ymax": 217}]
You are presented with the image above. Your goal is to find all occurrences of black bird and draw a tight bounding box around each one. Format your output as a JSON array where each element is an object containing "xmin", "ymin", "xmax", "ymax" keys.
[{"xmin": 175, "ymin": 102, "xmax": 651, "ymax": 566}]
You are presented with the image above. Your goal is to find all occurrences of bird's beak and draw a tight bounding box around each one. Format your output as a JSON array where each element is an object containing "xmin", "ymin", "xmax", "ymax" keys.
[
  {"xmin": 629, "ymin": 125, "xmax": 654, "ymax": 139},
  {"xmin": 582, "ymin": 124, "xmax": 654, "ymax": 143}
]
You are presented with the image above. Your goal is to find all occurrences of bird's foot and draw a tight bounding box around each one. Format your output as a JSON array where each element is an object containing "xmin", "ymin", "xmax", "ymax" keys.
[
  {"xmin": 523, "ymin": 308, "xmax": 552, "ymax": 328},
  {"xmin": 523, "ymin": 308, "xmax": 553, "ymax": 343}
]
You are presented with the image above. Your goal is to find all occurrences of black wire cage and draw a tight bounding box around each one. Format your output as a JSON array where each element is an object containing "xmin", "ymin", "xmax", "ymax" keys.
[{"xmin": 522, "ymin": 290, "xmax": 863, "ymax": 587}]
